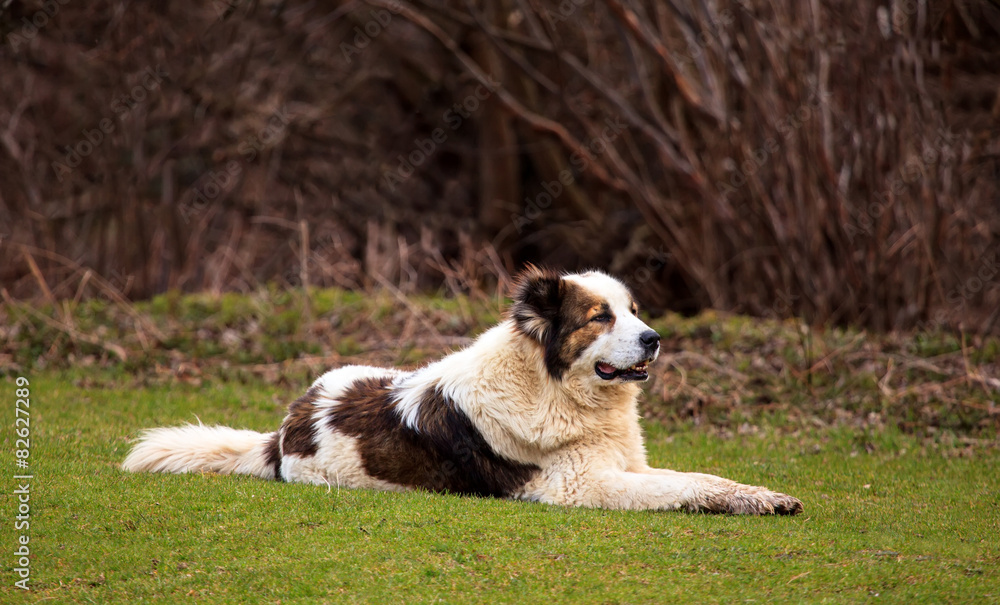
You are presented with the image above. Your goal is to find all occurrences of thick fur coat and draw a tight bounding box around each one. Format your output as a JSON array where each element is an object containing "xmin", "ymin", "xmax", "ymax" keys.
[{"xmin": 124, "ymin": 268, "xmax": 802, "ymax": 515}]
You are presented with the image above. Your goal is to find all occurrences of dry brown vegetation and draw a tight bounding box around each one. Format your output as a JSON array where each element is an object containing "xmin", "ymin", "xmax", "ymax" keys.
[
  {"xmin": 1, "ymin": 0, "xmax": 999, "ymax": 332},
  {"xmin": 2, "ymin": 284, "xmax": 998, "ymax": 439}
]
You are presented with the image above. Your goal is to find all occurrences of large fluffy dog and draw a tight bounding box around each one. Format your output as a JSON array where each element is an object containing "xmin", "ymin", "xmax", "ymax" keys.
[{"xmin": 124, "ymin": 268, "xmax": 802, "ymax": 514}]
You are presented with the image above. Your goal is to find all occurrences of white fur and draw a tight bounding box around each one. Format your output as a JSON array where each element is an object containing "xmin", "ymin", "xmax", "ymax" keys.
[
  {"xmin": 122, "ymin": 425, "xmax": 276, "ymax": 479},
  {"xmin": 282, "ymin": 425, "xmax": 404, "ymax": 491},
  {"xmin": 391, "ymin": 323, "xmax": 509, "ymax": 431},
  {"xmin": 310, "ymin": 365, "xmax": 403, "ymax": 405}
]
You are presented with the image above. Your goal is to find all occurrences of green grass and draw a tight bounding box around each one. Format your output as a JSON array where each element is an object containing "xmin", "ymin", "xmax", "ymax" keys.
[
  {"xmin": 1, "ymin": 372, "xmax": 998, "ymax": 603},
  {"xmin": 1, "ymin": 287, "xmax": 998, "ymax": 602}
]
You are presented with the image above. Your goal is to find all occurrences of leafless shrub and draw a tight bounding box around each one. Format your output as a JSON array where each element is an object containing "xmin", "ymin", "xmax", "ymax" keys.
[{"xmin": 1, "ymin": 0, "xmax": 998, "ymax": 332}]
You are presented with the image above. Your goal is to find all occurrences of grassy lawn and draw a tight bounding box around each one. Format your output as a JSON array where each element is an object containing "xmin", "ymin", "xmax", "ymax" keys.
[
  {"xmin": 0, "ymin": 372, "xmax": 997, "ymax": 603},
  {"xmin": 1, "ymin": 287, "xmax": 998, "ymax": 602}
]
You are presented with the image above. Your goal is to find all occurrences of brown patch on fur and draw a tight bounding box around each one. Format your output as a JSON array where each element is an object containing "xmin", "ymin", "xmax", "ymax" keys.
[
  {"xmin": 510, "ymin": 266, "xmax": 622, "ymax": 378},
  {"xmin": 510, "ymin": 265, "xmax": 564, "ymax": 344},
  {"xmin": 328, "ymin": 377, "xmax": 539, "ymax": 497},
  {"xmin": 544, "ymin": 282, "xmax": 613, "ymax": 378},
  {"xmin": 264, "ymin": 432, "xmax": 283, "ymax": 481},
  {"xmin": 510, "ymin": 266, "xmax": 637, "ymax": 378},
  {"xmin": 281, "ymin": 386, "xmax": 320, "ymax": 458}
]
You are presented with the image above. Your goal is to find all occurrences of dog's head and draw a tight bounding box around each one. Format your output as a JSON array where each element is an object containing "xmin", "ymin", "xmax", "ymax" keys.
[{"xmin": 510, "ymin": 266, "xmax": 660, "ymax": 385}]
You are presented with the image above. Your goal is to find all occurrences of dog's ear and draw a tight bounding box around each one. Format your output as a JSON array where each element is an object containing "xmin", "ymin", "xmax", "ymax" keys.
[{"xmin": 510, "ymin": 265, "xmax": 563, "ymax": 343}]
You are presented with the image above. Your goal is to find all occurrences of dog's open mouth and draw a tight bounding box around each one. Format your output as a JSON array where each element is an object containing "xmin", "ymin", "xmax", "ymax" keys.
[{"xmin": 595, "ymin": 361, "xmax": 649, "ymax": 381}]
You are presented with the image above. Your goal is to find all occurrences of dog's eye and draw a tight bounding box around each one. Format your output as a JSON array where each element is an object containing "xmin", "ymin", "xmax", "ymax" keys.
[
  {"xmin": 631, "ymin": 307, "xmax": 638, "ymax": 316},
  {"xmin": 591, "ymin": 313, "xmax": 612, "ymax": 323}
]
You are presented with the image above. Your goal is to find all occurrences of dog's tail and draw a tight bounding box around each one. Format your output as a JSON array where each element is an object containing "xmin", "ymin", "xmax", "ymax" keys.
[{"xmin": 122, "ymin": 425, "xmax": 279, "ymax": 480}]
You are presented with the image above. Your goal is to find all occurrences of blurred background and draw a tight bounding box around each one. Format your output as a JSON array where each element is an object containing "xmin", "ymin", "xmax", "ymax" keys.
[{"xmin": 1, "ymin": 0, "xmax": 998, "ymax": 333}]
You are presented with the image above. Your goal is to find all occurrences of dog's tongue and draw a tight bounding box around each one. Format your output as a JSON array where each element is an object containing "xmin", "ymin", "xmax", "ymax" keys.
[{"xmin": 597, "ymin": 362, "xmax": 617, "ymax": 374}]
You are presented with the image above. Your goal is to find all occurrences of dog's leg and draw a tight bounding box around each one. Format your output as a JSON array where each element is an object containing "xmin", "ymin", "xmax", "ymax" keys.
[
  {"xmin": 638, "ymin": 468, "xmax": 803, "ymax": 515},
  {"xmin": 526, "ymin": 468, "xmax": 802, "ymax": 514}
]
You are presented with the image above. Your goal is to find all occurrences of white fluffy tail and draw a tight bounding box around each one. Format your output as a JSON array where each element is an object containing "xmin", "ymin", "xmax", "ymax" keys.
[{"xmin": 122, "ymin": 425, "xmax": 277, "ymax": 479}]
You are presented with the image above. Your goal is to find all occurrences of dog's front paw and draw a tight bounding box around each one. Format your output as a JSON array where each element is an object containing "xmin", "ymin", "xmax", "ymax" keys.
[
  {"xmin": 700, "ymin": 486, "xmax": 803, "ymax": 515},
  {"xmin": 766, "ymin": 491, "xmax": 804, "ymax": 515}
]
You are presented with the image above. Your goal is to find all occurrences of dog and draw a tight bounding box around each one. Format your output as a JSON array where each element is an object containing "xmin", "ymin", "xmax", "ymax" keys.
[{"xmin": 124, "ymin": 267, "xmax": 803, "ymax": 514}]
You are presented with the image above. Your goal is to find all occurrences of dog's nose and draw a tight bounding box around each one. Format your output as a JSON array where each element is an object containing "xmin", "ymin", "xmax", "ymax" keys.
[{"xmin": 640, "ymin": 330, "xmax": 660, "ymax": 349}]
